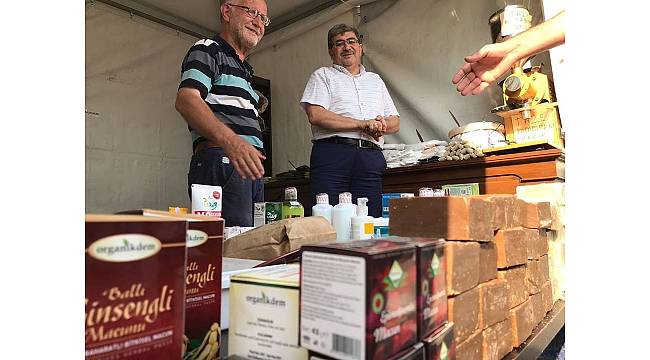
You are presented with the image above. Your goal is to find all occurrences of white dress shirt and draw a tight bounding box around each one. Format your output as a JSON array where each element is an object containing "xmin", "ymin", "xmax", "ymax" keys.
[{"xmin": 300, "ymin": 64, "xmax": 399, "ymax": 147}]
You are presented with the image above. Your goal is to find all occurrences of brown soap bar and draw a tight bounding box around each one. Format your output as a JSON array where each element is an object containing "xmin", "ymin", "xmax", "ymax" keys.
[
  {"xmin": 528, "ymin": 229, "xmax": 549, "ymax": 259},
  {"xmin": 509, "ymin": 298, "xmax": 535, "ymax": 348},
  {"xmin": 477, "ymin": 194, "xmax": 526, "ymax": 230},
  {"xmin": 478, "ymin": 279, "xmax": 509, "ymax": 329},
  {"xmin": 447, "ymin": 286, "xmax": 480, "ymax": 344},
  {"xmin": 526, "ymin": 255, "xmax": 550, "ymax": 295},
  {"xmin": 522, "ymin": 201, "xmax": 553, "ymax": 229},
  {"xmin": 482, "ymin": 319, "xmax": 513, "ymax": 360},
  {"xmin": 456, "ymin": 329, "xmax": 482, "ymax": 360},
  {"xmin": 497, "ymin": 265, "xmax": 527, "ymax": 309},
  {"xmin": 495, "ymin": 228, "xmax": 527, "ymax": 269},
  {"xmin": 479, "ymin": 242, "xmax": 497, "ymax": 283},
  {"xmin": 541, "ymin": 281, "xmax": 553, "ymax": 313},
  {"xmin": 390, "ymin": 196, "xmax": 495, "ymax": 242},
  {"xmin": 530, "ymin": 291, "xmax": 545, "ymax": 329},
  {"xmin": 446, "ymin": 241, "xmax": 480, "ymax": 296}
]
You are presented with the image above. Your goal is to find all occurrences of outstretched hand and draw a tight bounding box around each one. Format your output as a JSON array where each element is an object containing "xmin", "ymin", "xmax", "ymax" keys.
[{"xmin": 452, "ymin": 41, "xmax": 521, "ymax": 96}]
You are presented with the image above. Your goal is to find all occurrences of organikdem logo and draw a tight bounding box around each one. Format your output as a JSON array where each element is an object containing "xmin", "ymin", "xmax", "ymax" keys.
[
  {"xmin": 187, "ymin": 230, "xmax": 208, "ymax": 248},
  {"xmin": 428, "ymin": 253, "xmax": 441, "ymax": 278},
  {"xmin": 245, "ymin": 292, "xmax": 286, "ymax": 308},
  {"xmin": 88, "ymin": 234, "xmax": 161, "ymax": 262},
  {"xmin": 383, "ymin": 260, "xmax": 405, "ymax": 290}
]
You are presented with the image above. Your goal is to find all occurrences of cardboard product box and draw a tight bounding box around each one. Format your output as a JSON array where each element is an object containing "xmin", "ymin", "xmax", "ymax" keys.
[
  {"xmin": 228, "ymin": 263, "xmax": 307, "ymax": 360},
  {"xmin": 123, "ymin": 209, "xmax": 225, "ymax": 360},
  {"xmin": 220, "ymin": 257, "xmax": 264, "ymax": 331},
  {"xmin": 422, "ymin": 322, "xmax": 455, "ymax": 360},
  {"xmin": 254, "ymin": 202, "xmax": 283, "ymax": 227},
  {"xmin": 301, "ymin": 240, "xmax": 418, "ymax": 360},
  {"xmin": 389, "ymin": 196, "xmax": 495, "ymax": 242},
  {"xmin": 85, "ymin": 215, "xmax": 187, "ymax": 360},
  {"xmin": 385, "ymin": 238, "xmax": 448, "ymax": 339}
]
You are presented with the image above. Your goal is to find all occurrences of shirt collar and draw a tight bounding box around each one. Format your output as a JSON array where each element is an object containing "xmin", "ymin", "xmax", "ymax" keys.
[
  {"xmin": 213, "ymin": 34, "xmax": 255, "ymax": 75},
  {"xmin": 332, "ymin": 63, "xmax": 366, "ymax": 77}
]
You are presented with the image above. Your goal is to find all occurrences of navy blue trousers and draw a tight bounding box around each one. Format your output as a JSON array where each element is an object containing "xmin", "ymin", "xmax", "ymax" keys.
[
  {"xmin": 310, "ymin": 142, "xmax": 386, "ymax": 218},
  {"xmin": 187, "ymin": 147, "xmax": 264, "ymax": 227}
]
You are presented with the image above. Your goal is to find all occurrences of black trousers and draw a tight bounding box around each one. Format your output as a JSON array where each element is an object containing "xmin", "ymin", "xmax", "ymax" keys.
[{"xmin": 310, "ymin": 141, "xmax": 386, "ymax": 217}]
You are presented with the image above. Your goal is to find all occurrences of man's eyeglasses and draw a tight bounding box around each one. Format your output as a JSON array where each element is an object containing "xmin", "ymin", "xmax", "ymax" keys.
[
  {"xmin": 226, "ymin": 3, "xmax": 271, "ymax": 27},
  {"xmin": 333, "ymin": 38, "xmax": 360, "ymax": 48}
]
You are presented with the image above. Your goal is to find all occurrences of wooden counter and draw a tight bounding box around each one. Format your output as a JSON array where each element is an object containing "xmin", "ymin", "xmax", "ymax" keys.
[{"xmin": 265, "ymin": 148, "xmax": 564, "ymax": 215}]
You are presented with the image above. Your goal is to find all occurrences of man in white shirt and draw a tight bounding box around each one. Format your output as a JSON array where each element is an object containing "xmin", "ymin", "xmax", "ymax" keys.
[{"xmin": 300, "ymin": 24, "xmax": 400, "ymax": 217}]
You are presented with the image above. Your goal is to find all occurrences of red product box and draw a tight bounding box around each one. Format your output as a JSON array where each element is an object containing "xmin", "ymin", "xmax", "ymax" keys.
[
  {"xmin": 301, "ymin": 240, "xmax": 418, "ymax": 360},
  {"xmin": 85, "ymin": 215, "xmax": 187, "ymax": 359}
]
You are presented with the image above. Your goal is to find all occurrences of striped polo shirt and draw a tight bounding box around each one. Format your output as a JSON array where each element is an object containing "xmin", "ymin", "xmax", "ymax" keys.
[{"xmin": 179, "ymin": 35, "xmax": 263, "ymax": 152}]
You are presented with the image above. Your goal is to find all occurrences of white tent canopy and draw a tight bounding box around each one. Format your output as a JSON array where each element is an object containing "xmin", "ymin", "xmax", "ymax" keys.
[{"xmin": 85, "ymin": 0, "xmax": 565, "ymax": 213}]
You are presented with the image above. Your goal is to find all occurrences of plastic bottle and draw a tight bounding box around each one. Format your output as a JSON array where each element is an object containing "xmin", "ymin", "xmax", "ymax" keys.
[
  {"xmin": 311, "ymin": 193, "xmax": 333, "ymax": 224},
  {"xmin": 281, "ymin": 187, "xmax": 304, "ymax": 219},
  {"xmin": 350, "ymin": 197, "xmax": 374, "ymax": 240},
  {"xmin": 331, "ymin": 192, "xmax": 357, "ymax": 242}
]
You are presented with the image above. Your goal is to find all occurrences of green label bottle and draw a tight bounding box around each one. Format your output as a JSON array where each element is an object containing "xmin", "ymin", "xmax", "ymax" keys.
[{"xmin": 282, "ymin": 186, "xmax": 304, "ymax": 219}]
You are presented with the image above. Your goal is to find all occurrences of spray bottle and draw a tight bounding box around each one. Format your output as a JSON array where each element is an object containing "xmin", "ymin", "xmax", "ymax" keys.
[
  {"xmin": 311, "ymin": 193, "xmax": 333, "ymax": 224},
  {"xmin": 350, "ymin": 197, "xmax": 374, "ymax": 240},
  {"xmin": 331, "ymin": 192, "xmax": 356, "ymax": 242}
]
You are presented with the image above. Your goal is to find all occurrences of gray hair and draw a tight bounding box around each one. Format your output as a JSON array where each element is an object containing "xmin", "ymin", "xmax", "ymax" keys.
[{"xmin": 327, "ymin": 24, "xmax": 362, "ymax": 49}]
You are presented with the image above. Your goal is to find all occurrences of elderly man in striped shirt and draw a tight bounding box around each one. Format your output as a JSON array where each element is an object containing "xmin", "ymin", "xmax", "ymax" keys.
[
  {"xmin": 300, "ymin": 23, "xmax": 400, "ymax": 217},
  {"xmin": 175, "ymin": 0, "xmax": 269, "ymax": 226}
]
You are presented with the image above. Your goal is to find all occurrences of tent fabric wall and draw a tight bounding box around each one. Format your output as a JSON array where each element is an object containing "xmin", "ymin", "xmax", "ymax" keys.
[
  {"xmin": 249, "ymin": 0, "xmax": 554, "ymax": 175},
  {"xmin": 85, "ymin": 2, "xmax": 195, "ymax": 213}
]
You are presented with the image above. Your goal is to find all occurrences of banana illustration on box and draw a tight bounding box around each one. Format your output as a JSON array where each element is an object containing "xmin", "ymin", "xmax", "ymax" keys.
[{"xmin": 183, "ymin": 322, "xmax": 221, "ymax": 360}]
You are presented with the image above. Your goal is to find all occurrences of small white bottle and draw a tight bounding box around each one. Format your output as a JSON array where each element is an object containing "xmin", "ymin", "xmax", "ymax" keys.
[
  {"xmin": 331, "ymin": 192, "xmax": 357, "ymax": 242},
  {"xmin": 350, "ymin": 197, "xmax": 374, "ymax": 240},
  {"xmin": 311, "ymin": 193, "xmax": 333, "ymax": 224}
]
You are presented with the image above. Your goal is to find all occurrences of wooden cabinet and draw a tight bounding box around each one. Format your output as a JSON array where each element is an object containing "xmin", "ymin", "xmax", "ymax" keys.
[{"xmin": 264, "ymin": 148, "xmax": 564, "ymax": 216}]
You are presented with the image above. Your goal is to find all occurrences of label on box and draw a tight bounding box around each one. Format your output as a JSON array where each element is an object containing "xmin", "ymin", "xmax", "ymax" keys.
[
  {"xmin": 301, "ymin": 252, "xmax": 366, "ymax": 360},
  {"xmin": 441, "ymin": 183, "xmax": 479, "ymax": 196},
  {"xmin": 228, "ymin": 272, "xmax": 306, "ymax": 359}
]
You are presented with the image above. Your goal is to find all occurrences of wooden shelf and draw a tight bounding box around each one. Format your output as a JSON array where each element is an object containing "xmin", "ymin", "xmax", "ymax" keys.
[{"xmin": 265, "ymin": 148, "xmax": 565, "ymax": 215}]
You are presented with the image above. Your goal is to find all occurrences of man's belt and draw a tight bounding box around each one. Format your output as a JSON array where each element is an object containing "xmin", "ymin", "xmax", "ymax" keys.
[
  {"xmin": 314, "ymin": 136, "xmax": 382, "ymax": 150},
  {"xmin": 194, "ymin": 140, "xmax": 221, "ymax": 154}
]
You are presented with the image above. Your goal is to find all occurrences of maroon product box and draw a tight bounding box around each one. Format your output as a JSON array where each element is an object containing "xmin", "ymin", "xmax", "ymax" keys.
[
  {"xmin": 300, "ymin": 240, "xmax": 418, "ymax": 360},
  {"xmin": 310, "ymin": 342, "xmax": 424, "ymax": 360},
  {"xmin": 85, "ymin": 215, "xmax": 187, "ymax": 359},
  {"xmin": 385, "ymin": 237, "xmax": 448, "ymax": 339},
  {"xmin": 422, "ymin": 322, "xmax": 455, "ymax": 360},
  {"xmin": 132, "ymin": 210, "xmax": 225, "ymax": 360}
]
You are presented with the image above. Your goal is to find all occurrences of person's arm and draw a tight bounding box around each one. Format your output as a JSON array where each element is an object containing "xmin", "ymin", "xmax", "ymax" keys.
[
  {"xmin": 305, "ymin": 103, "xmax": 387, "ymax": 140},
  {"xmin": 175, "ymin": 87, "xmax": 265, "ymax": 180},
  {"xmin": 452, "ymin": 10, "xmax": 565, "ymax": 96}
]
